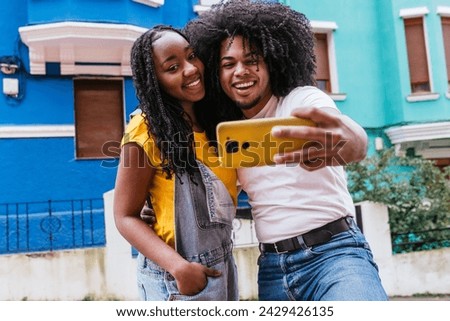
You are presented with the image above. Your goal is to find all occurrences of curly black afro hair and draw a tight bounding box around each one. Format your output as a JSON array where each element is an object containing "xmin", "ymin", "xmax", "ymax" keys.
[{"xmin": 184, "ymin": 0, "xmax": 317, "ymax": 140}]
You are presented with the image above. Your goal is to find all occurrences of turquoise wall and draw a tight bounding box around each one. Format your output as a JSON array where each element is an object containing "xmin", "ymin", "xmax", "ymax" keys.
[
  {"xmin": 284, "ymin": 0, "xmax": 450, "ymax": 129},
  {"xmin": 387, "ymin": 0, "xmax": 450, "ymax": 124},
  {"xmin": 284, "ymin": 0, "xmax": 387, "ymax": 128}
]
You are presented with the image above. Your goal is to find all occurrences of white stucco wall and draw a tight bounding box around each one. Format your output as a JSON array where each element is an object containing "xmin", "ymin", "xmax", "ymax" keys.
[
  {"xmin": 356, "ymin": 201, "xmax": 450, "ymax": 297},
  {"xmin": 0, "ymin": 197, "xmax": 448, "ymax": 300}
]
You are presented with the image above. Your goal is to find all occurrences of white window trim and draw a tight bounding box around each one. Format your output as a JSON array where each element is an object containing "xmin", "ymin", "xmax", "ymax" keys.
[
  {"xmin": 199, "ymin": 0, "xmax": 220, "ymax": 5},
  {"xmin": 310, "ymin": 21, "xmax": 345, "ymax": 100},
  {"xmin": 193, "ymin": 0, "xmax": 220, "ymax": 14},
  {"xmin": 400, "ymin": 8, "xmax": 435, "ymax": 100},
  {"xmin": 193, "ymin": 5, "xmax": 211, "ymax": 15},
  {"xmin": 437, "ymin": 6, "xmax": 450, "ymax": 17},
  {"xmin": 399, "ymin": 7, "xmax": 430, "ymax": 18},
  {"xmin": 385, "ymin": 121, "xmax": 450, "ymax": 144},
  {"xmin": 311, "ymin": 21, "xmax": 338, "ymax": 33},
  {"xmin": 0, "ymin": 125, "xmax": 75, "ymax": 138},
  {"xmin": 393, "ymin": 140, "xmax": 450, "ymax": 159},
  {"xmin": 19, "ymin": 22, "xmax": 147, "ymax": 76},
  {"xmin": 132, "ymin": 0, "xmax": 164, "ymax": 8},
  {"xmin": 386, "ymin": 122, "xmax": 450, "ymax": 158},
  {"xmin": 329, "ymin": 93, "xmax": 347, "ymax": 101},
  {"xmin": 406, "ymin": 93, "xmax": 440, "ymax": 102}
]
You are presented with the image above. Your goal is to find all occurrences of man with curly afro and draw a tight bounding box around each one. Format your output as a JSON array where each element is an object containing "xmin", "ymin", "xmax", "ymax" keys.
[{"xmin": 185, "ymin": 0, "xmax": 388, "ymax": 301}]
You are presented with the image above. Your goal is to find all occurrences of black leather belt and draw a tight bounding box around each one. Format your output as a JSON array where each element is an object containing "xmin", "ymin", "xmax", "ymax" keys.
[{"xmin": 259, "ymin": 217, "xmax": 351, "ymax": 254}]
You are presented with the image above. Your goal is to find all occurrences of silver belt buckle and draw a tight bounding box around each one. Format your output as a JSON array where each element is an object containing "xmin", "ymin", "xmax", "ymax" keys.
[{"xmin": 273, "ymin": 242, "xmax": 289, "ymax": 254}]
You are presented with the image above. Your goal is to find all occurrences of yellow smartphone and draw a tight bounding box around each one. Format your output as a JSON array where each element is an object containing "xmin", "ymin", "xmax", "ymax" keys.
[{"xmin": 216, "ymin": 117, "xmax": 316, "ymax": 168}]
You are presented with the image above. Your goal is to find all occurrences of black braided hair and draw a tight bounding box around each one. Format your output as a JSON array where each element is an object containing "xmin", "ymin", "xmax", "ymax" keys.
[
  {"xmin": 130, "ymin": 25, "xmax": 199, "ymax": 179},
  {"xmin": 184, "ymin": 0, "xmax": 317, "ymax": 141}
]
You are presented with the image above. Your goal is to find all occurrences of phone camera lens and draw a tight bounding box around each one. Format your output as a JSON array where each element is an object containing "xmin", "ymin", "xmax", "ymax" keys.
[{"xmin": 225, "ymin": 140, "xmax": 239, "ymax": 153}]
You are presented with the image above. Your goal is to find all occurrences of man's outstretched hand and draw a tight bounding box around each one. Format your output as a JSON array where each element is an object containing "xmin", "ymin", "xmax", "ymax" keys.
[{"xmin": 271, "ymin": 106, "xmax": 368, "ymax": 171}]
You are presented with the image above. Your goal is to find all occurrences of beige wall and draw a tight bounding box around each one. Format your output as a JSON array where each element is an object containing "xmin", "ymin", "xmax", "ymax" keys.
[{"xmin": 0, "ymin": 248, "xmax": 109, "ymax": 300}]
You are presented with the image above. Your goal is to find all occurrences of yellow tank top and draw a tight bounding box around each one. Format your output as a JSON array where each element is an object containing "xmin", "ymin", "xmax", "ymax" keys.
[{"xmin": 122, "ymin": 114, "xmax": 237, "ymax": 247}]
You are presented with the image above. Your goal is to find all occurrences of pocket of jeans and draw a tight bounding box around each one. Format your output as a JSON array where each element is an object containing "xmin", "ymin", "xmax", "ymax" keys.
[
  {"xmin": 165, "ymin": 261, "xmax": 229, "ymax": 301},
  {"xmin": 167, "ymin": 279, "xmax": 209, "ymax": 301}
]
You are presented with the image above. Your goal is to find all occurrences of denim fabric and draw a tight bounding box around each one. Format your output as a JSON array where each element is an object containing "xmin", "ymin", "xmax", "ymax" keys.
[
  {"xmin": 174, "ymin": 162, "xmax": 235, "ymax": 258},
  {"xmin": 137, "ymin": 161, "xmax": 238, "ymax": 301},
  {"xmin": 197, "ymin": 161, "xmax": 236, "ymax": 225},
  {"xmin": 257, "ymin": 217, "xmax": 388, "ymax": 301},
  {"xmin": 137, "ymin": 248, "xmax": 238, "ymax": 301}
]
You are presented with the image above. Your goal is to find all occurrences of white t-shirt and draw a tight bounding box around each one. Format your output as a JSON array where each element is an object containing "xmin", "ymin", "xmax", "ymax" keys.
[{"xmin": 237, "ymin": 86, "xmax": 355, "ymax": 243}]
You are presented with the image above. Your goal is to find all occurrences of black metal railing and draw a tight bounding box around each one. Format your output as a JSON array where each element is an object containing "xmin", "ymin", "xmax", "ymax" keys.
[
  {"xmin": 392, "ymin": 227, "xmax": 450, "ymax": 254},
  {"xmin": 0, "ymin": 198, "xmax": 106, "ymax": 255}
]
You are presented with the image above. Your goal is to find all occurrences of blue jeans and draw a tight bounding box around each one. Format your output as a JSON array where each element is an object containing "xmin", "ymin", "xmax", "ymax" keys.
[
  {"xmin": 137, "ymin": 245, "xmax": 238, "ymax": 301},
  {"xmin": 257, "ymin": 218, "xmax": 388, "ymax": 301},
  {"xmin": 137, "ymin": 161, "xmax": 238, "ymax": 301}
]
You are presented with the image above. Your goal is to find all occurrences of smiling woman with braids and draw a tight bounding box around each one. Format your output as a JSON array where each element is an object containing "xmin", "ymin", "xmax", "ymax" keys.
[
  {"xmin": 185, "ymin": 0, "xmax": 387, "ymax": 301},
  {"xmin": 113, "ymin": 25, "xmax": 238, "ymax": 301}
]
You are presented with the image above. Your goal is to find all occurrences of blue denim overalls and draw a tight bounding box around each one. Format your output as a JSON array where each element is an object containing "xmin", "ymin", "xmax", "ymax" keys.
[{"xmin": 137, "ymin": 161, "xmax": 238, "ymax": 301}]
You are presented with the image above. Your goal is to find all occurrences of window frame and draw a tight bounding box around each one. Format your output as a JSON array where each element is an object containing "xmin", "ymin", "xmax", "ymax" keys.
[
  {"xmin": 74, "ymin": 77, "xmax": 125, "ymax": 160},
  {"xmin": 311, "ymin": 21, "xmax": 346, "ymax": 101},
  {"xmin": 437, "ymin": 6, "xmax": 450, "ymax": 99},
  {"xmin": 400, "ymin": 7, "xmax": 439, "ymax": 102},
  {"xmin": 313, "ymin": 33, "xmax": 332, "ymax": 93}
]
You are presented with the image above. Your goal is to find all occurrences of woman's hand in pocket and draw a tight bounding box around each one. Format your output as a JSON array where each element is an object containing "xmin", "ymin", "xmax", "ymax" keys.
[{"xmin": 173, "ymin": 261, "xmax": 221, "ymax": 296}]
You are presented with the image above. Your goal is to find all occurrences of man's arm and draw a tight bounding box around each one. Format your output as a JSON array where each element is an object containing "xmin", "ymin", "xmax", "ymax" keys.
[{"xmin": 271, "ymin": 106, "xmax": 368, "ymax": 171}]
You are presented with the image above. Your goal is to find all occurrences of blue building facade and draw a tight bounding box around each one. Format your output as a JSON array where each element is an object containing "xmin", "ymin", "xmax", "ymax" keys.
[
  {"xmin": 0, "ymin": 0, "xmax": 201, "ymax": 205},
  {"xmin": 1, "ymin": 0, "xmax": 449, "ymax": 254},
  {"xmin": 0, "ymin": 0, "xmax": 208, "ymax": 253}
]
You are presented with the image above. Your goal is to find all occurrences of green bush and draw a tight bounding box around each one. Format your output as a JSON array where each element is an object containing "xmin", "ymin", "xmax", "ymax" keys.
[{"xmin": 346, "ymin": 147, "xmax": 450, "ymax": 252}]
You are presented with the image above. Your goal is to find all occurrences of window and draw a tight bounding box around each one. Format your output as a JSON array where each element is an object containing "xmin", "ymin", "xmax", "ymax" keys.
[
  {"xmin": 403, "ymin": 17, "xmax": 431, "ymax": 93},
  {"xmin": 311, "ymin": 21, "xmax": 345, "ymax": 100},
  {"xmin": 314, "ymin": 33, "xmax": 331, "ymax": 92},
  {"xmin": 74, "ymin": 79, "xmax": 124, "ymax": 159},
  {"xmin": 441, "ymin": 17, "xmax": 450, "ymax": 91}
]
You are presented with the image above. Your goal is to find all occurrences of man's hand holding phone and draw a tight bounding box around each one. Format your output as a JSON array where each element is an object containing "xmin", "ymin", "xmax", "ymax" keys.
[{"xmin": 271, "ymin": 107, "xmax": 368, "ymax": 171}]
